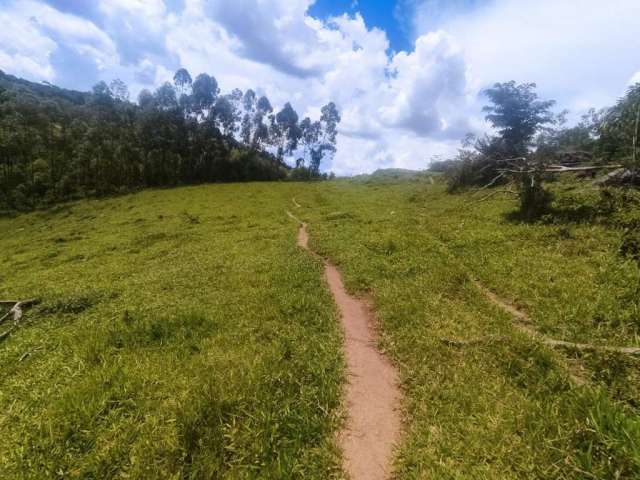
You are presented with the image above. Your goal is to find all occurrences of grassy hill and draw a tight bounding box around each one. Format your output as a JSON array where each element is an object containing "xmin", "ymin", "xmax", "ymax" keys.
[{"xmin": 1, "ymin": 178, "xmax": 639, "ymax": 478}]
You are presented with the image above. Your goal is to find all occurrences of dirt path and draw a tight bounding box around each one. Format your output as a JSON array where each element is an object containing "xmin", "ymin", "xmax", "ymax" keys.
[{"xmin": 287, "ymin": 211, "xmax": 401, "ymax": 480}]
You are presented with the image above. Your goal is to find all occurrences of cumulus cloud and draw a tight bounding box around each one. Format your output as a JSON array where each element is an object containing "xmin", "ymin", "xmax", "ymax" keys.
[
  {"xmin": 0, "ymin": 0, "xmax": 118, "ymax": 81},
  {"xmin": 381, "ymin": 32, "xmax": 469, "ymax": 138},
  {"xmin": 163, "ymin": 3, "xmax": 470, "ymax": 172},
  {"xmin": 202, "ymin": 0, "xmax": 323, "ymax": 78},
  {"xmin": 0, "ymin": 8, "xmax": 57, "ymax": 80},
  {"xmin": 413, "ymin": 0, "xmax": 640, "ymax": 112}
]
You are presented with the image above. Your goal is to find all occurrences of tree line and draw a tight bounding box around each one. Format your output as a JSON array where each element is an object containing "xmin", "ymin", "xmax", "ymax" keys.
[{"xmin": 0, "ymin": 69, "xmax": 341, "ymax": 210}]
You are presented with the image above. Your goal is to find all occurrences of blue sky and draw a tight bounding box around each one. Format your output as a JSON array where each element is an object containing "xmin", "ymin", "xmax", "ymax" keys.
[
  {"xmin": 309, "ymin": 0, "xmax": 412, "ymax": 52},
  {"xmin": 1, "ymin": 0, "xmax": 639, "ymax": 174},
  {"xmin": 309, "ymin": 0, "xmax": 489, "ymax": 53}
]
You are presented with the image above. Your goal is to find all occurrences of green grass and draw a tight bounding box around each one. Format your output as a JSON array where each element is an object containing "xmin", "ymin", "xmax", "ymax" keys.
[
  {"xmin": 1, "ymin": 178, "xmax": 639, "ymax": 478},
  {"xmin": 0, "ymin": 184, "xmax": 343, "ymax": 479}
]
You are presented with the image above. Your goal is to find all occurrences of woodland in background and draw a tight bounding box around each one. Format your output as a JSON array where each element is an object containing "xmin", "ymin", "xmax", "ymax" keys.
[{"xmin": 0, "ymin": 69, "xmax": 340, "ymax": 211}]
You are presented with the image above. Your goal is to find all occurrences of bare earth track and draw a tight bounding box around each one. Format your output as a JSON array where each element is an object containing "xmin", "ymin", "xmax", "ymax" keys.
[
  {"xmin": 473, "ymin": 279, "xmax": 640, "ymax": 356},
  {"xmin": 287, "ymin": 210, "xmax": 401, "ymax": 480}
]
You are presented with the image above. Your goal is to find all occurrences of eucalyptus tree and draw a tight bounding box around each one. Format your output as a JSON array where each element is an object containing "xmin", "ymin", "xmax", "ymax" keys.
[
  {"xmin": 191, "ymin": 73, "xmax": 219, "ymax": 119},
  {"xmin": 109, "ymin": 79, "xmax": 130, "ymax": 102},
  {"xmin": 273, "ymin": 102, "xmax": 301, "ymax": 160},
  {"xmin": 173, "ymin": 68, "xmax": 193, "ymax": 95},
  {"xmin": 212, "ymin": 95, "xmax": 238, "ymax": 136}
]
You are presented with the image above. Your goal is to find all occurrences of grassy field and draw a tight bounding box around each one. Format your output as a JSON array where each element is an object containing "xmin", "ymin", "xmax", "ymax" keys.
[
  {"xmin": 1, "ymin": 177, "xmax": 639, "ymax": 478},
  {"xmin": 0, "ymin": 184, "xmax": 343, "ymax": 479}
]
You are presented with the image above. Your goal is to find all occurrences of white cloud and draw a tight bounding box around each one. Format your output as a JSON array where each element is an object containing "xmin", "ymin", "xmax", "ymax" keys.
[
  {"xmin": 161, "ymin": 4, "xmax": 469, "ymax": 174},
  {"xmin": 380, "ymin": 32, "xmax": 469, "ymax": 138},
  {"xmin": 629, "ymin": 71, "xmax": 640, "ymax": 87},
  {"xmin": 415, "ymin": 0, "xmax": 640, "ymax": 112},
  {"xmin": 0, "ymin": 0, "xmax": 118, "ymax": 79},
  {"xmin": 0, "ymin": 8, "xmax": 57, "ymax": 80}
]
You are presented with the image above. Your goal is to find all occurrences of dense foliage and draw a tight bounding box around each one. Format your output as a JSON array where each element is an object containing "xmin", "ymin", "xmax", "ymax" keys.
[
  {"xmin": 0, "ymin": 70, "xmax": 340, "ymax": 210},
  {"xmin": 598, "ymin": 83, "xmax": 640, "ymax": 167}
]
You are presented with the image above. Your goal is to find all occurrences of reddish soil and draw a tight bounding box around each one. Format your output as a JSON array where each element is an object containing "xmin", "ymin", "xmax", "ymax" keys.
[{"xmin": 289, "ymin": 212, "xmax": 401, "ymax": 480}]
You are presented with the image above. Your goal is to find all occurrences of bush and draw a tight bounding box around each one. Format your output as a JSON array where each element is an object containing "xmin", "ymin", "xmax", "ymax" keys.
[{"xmin": 445, "ymin": 151, "xmax": 506, "ymax": 192}]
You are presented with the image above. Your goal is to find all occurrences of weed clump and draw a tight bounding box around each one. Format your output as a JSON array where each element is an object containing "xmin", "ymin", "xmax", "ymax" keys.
[
  {"xmin": 38, "ymin": 290, "xmax": 117, "ymax": 315},
  {"xmin": 181, "ymin": 211, "xmax": 201, "ymax": 224},
  {"xmin": 324, "ymin": 211, "xmax": 354, "ymax": 221}
]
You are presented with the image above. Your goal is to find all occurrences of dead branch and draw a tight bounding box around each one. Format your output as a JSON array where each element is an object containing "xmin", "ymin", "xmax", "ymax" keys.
[
  {"xmin": 497, "ymin": 164, "xmax": 623, "ymax": 174},
  {"xmin": 0, "ymin": 326, "xmax": 16, "ymax": 342},
  {"xmin": 0, "ymin": 299, "xmax": 37, "ymax": 325},
  {"xmin": 472, "ymin": 172, "xmax": 506, "ymax": 195},
  {"xmin": 19, "ymin": 346, "xmax": 43, "ymax": 362},
  {"xmin": 0, "ymin": 310, "xmax": 12, "ymax": 325},
  {"xmin": 543, "ymin": 338, "xmax": 640, "ymax": 356},
  {"xmin": 440, "ymin": 335, "xmax": 507, "ymax": 347},
  {"xmin": 474, "ymin": 187, "xmax": 518, "ymax": 203},
  {"xmin": 0, "ymin": 299, "xmax": 37, "ymax": 341}
]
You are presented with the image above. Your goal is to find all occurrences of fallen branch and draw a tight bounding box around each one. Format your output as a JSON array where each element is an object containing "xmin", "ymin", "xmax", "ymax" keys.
[
  {"xmin": 0, "ymin": 299, "xmax": 37, "ymax": 341},
  {"xmin": 474, "ymin": 188, "xmax": 518, "ymax": 203},
  {"xmin": 474, "ymin": 173, "xmax": 506, "ymax": 193},
  {"xmin": 0, "ymin": 299, "xmax": 37, "ymax": 325},
  {"xmin": 440, "ymin": 335, "xmax": 507, "ymax": 347},
  {"xmin": 497, "ymin": 164, "xmax": 623, "ymax": 174},
  {"xmin": 19, "ymin": 346, "xmax": 43, "ymax": 362},
  {"xmin": 0, "ymin": 326, "xmax": 16, "ymax": 342},
  {"xmin": 543, "ymin": 338, "xmax": 640, "ymax": 356}
]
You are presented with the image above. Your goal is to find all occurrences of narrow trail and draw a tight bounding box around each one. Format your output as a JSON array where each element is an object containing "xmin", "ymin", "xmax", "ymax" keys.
[
  {"xmin": 286, "ymin": 210, "xmax": 401, "ymax": 480},
  {"xmin": 473, "ymin": 279, "xmax": 640, "ymax": 356}
]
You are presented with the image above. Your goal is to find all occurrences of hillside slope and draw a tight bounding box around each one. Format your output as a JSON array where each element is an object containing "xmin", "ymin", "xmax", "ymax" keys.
[{"xmin": 1, "ymin": 178, "xmax": 639, "ymax": 478}]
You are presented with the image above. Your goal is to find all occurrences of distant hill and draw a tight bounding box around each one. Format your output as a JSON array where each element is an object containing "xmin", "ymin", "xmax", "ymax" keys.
[
  {"xmin": 351, "ymin": 168, "xmax": 431, "ymax": 182},
  {"xmin": 0, "ymin": 70, "xmax": 89, "ymax": 105},
  {"xmin": 370, "ymin": 168, "xmax": 424, "ymax": 177}
]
